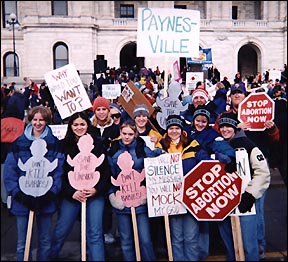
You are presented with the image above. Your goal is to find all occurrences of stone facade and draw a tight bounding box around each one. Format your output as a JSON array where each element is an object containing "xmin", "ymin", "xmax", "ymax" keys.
[{"xmin": 1, "ymin": 1, "xmax": 287, "ymax": 85}]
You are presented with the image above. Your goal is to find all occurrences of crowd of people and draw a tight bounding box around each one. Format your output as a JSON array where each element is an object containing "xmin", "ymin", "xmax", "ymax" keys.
[{"xmin": 1, "ymin": 63, "xmax": 287, "ymax": 261}]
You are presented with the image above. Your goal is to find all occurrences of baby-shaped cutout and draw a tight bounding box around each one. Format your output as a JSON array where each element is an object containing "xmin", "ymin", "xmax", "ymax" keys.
[
  {"xmin": 156, "ymin": 80, "xmax": 188, "ymax": 129},
  {"xmin": 111, "ymin": 151, "xmax": 146, "ymax": 207},
  {"xmin": 18, "ymin": 139, "xmax": 58, "ymax": 197},
  {"xmin": 67, "ymin": 133, "xmax": 104, "ymax": 190}
]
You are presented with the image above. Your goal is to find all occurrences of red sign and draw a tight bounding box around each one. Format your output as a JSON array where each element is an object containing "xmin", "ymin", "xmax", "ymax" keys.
[
  {"xmin": 238, "ymin": 93, "xmax": 275, "ymax": 131},
  {"xmin": 181, "ymin": 160, "xmax": 242, "ymax": 221}
]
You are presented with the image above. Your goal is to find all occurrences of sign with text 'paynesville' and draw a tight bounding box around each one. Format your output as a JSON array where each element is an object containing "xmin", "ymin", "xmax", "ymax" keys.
[{"xmin": 137, "ymin": 8, "xmax": 200, "ymax": 57}]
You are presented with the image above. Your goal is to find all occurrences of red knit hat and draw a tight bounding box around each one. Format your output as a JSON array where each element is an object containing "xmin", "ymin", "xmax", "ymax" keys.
[
  {"xmin": 192, "ymin": 88, "xmax": 209, "ymax": 102},
  {"xmin": 92, "ymin": 97, "xmax": 110, "ymax": 111}
]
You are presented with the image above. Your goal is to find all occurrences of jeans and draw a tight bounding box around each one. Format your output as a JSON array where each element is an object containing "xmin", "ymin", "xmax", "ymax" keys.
[
  {"xmin": 218, "ymin": 201, "xmax": 260, "ymax": 261},
  {"xmin": 116, "ymin": 212, "xmax": 155, "ymax": 261},
  {"xmin": 50, "ymin": 196, "xmax": 105, "ymax": 261},
  {"xmin": 198, "ymin": 221, "xmax": 210, "ymax": 260},
  {"xmin": 16, "ymin": 213, "xmax": 53, "ymax": 261},
  {"xmin": 256, "ymin": 192, "xmax": 266, "ymax": 252},
  {"xmin": 169, "ymin": 213, "xmax": 200, "ymax": 261}
]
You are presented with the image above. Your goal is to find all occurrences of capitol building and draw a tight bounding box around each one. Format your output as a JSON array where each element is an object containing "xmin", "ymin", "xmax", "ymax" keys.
[{"xmin": 1, "ymin": 1, "xmax": 287, "ymax": 86}]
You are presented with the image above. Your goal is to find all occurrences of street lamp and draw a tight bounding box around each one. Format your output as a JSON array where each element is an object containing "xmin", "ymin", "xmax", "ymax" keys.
[{"xmin": 6, "ymin": 13, "xmax": 20, "ymax": 76}]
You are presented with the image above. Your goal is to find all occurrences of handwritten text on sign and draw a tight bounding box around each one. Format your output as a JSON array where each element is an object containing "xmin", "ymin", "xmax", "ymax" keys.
[
  {"xmin": 18, "ymin": 139, "xmax": 57, "ymax": 197},
  {"xmin": 137, "ymin": 8, "xmax": 200, "ymax": 57},
  {"xmin": 44, "ymin": 63, "xmax": 92, "ymax": 119},
  {"xmin": 144, "ymin": 153, "xmax": 187, "ymax": 217}
]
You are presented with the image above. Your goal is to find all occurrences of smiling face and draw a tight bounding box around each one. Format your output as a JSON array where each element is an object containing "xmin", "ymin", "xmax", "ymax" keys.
[
  {"xmin": 94, "ymin": 107, "xmax": 109, "ymax": 122},
  {"xmin": 219, "ymin": 125, "xmax": 235, "ymax": 140},
  {"xmin": 134, "ymin": 114, "xmax": 148, "ymax": 129},
  {"xmin": 71, "ymin": 117, "xmax": 88, "ymax": 138},
  {"xmin": 31, "ymin": 112, "xmax": 47, "ymax": 137},
  {"xmin": 167, "ymin": 125, "xmax": 182, "ymax": 142},
  {"xmin": 230, "ymin": 91, "xmax": 246, "ymax": 110},
  {"xmin": 194, "ymin": 115, "xmax": 209, "ymax": 132}
]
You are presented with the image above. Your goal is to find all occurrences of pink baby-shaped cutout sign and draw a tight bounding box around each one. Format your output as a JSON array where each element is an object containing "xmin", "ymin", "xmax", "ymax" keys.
[
  {"xmin": 67, "ymin": 133, "xmax": 104, "ymax": 190},
  {"xmin": 18, "ymin": 139, "xmax": 58, "ymax": 197},
  {"xmin": 111, "ymin": 151, "xmax": 146, "ymax": 207}
]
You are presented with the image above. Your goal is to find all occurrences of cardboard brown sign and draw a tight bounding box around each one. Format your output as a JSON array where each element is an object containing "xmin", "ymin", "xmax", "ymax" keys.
[{"xmin": 118, "ymin": 81, "xmax": 154, "ymax": 118}]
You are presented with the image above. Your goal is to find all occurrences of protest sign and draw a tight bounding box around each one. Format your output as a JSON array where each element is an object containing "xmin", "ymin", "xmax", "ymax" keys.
[
  {"xmin": 137, "ymin": 7, "xmax": 200, "ymax": 57},
  {"xmin": 144, "ymin": 152, "xmax": 187, "ymax": 217},
  {"xmin": 44, "ymin": 63, "xmax": 92, "ymax": 119},
  {"xmin": 102, "ymin": 83, "xmax": 121, "ymax": 99}
]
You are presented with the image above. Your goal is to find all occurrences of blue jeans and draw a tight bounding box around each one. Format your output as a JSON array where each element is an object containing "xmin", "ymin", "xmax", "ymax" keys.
[
  {"xmin": 169, "ymin": 213, "xmax": 200, "ymax": 261},
  {"xmin": 50, "ymin": 196, "xmax": 105, "ymax": 261},
  {"xmin": 116, "ymin": 212, "xmax": 155, "ymax": 261},
  {"xmin": 16, "ymin": 213, "xmax": 53, "ymax": 261},
  {"xmin": 218, "ymin": 202, "xmax": 260, "ymax": 261},
  {"xmin": 256, "ymin": 192, "xmax": 266, "ymax": 252}
]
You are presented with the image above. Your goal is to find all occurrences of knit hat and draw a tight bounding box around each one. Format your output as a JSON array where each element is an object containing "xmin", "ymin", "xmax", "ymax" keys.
[
  {"xmin": 110, "ymin": 103, "xmax": 121, "ymax": 113},
  {"xmin": 218, "ymin": 112, "xmax": 239, "ymax": 131},
  {"xmin": 133, "ymin": 104, "xmax": 149, "ymax": 118},
  {"xmin": 92, "ymin": 97, "xmax": 110, "ymax": 112},
  {"xmin": 193, "ymin": 105, "xmax": 211, "ymax": 121},
  {"xmin": 166, "ymin": 115, "xmax": 184, "ymax": 130},
  {"xmin": 231, "ymin": 82, "xmax": 247, "ymax": 95},
  {"xmin": 192, "ymin": 88, "xmax": 209, "ymax": 102}
]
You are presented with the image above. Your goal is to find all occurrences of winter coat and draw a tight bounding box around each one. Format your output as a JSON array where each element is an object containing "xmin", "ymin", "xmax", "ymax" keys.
[
  {"xmin": 4, "ymin": 124, "xmax": 64, "ymax": 216},
  {"xmin": 107, "ymin": 136, "xmax": 162, "ymax": 214}
]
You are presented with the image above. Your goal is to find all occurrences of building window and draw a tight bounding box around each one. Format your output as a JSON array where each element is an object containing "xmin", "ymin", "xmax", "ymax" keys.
[
  {"xmin": 2, "ymin": 1, "xmax": 17, "ymax": 28},
  {"xmin": 232, "ymin": 6, "xmax": 238, "ymax": 20},
  {"xmin": 3, "ymin": 52, "xmax": 19, "ymax": 77},
  {"xmin": 174, "ymin": 5, "xmax": 187, "ymax": 9},
  {"xmin": 53, "ymin": 43, "xmax": 68, "ymax": 69},
  {"xmin": 51, "ymin": 1, "xmax": 67, "ymax": 16},
  {"xmin": 120, "ymin": 4, "xmax": 134, "ymax": 18}
]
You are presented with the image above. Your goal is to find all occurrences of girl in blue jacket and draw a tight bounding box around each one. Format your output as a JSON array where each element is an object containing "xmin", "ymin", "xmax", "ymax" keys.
[{"xmin": 4, "ymin": 106, "xmax": 64, "ymax": 261}]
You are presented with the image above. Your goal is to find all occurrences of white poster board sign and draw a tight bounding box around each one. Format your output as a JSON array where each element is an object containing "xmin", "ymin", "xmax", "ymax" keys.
[
  {"xmin": 268, "ymin": 70, "xmax": 281, "ymax": 83},
  {"xmin": 186, "ymin": 72, "xmax": 204, "ymax": 90},
  {"xmin": 44, "ymin": 63, "xmax": 92, "ymax": 119},
  {"xmin": 137, "ymin": 8, "xmax": 200, "ymax": 57},
  {"xmin": 144, "ymin": 152, "xmax": 187, "ymax": 217},
  {"xmin": 49, "ymin": 124, "xmax": 68, "ymax": 140},
  {"xmin": 102, "ymin": 84, "xmax": 121, "ymax": 99}
]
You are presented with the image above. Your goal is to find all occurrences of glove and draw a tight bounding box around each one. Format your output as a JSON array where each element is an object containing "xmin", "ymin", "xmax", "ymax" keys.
[
  {"xmin": 108, "ymin": 193, "xmax": 125, "ymax": 210},
  {"xmin": 140, "ymin": 195, "xmax": 147, "ymax": 205},
  {"xmin": 14, "ymin": 192, "xmax": 37, "ymax": 211},
  {"xmin": 215, "ymin": 152, "xmax": 231, "ymax": 164},
  {"xmin": 238, "ymin": 191, "xmax": 255, "ymax": 213},
  {"xmin": 35, "ymin": 192, "xmax": 57, "ymax": 209}
]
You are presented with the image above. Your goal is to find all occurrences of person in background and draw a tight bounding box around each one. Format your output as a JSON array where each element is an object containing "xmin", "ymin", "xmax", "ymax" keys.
[
  {"xmin": 213, "ymin": 82, "xmax": 278, "ymax": 259},
  {"xmin": 90, "ymin": 96, "xmax": 120, "ymax": 245},
  {"xmin": 107, "ymin": 120, "xmax": 162, "ymax": 261},
  {"xmin": 217, "ymin": 112, "xmax": 270, "ymax": 261},
  {"xmin": 50, "ymin": 111, "xmax": 111, "ymax": 261},
  {"xmin": 156, "ymin": 115, "xmax": 211, "ymax": 261},
  {"xmin": 110, "ymin": 102, "xmax": 123, "ymax": 126},
  {"xmin": 4, "ymin": 106, "xmax": 64, "ymax": 261}
]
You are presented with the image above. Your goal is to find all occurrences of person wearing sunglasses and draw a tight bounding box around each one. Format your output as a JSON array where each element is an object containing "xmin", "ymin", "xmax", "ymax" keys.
[{"xmin": 110, "ymin": 103, "xmax": 123, "ymax": 126}]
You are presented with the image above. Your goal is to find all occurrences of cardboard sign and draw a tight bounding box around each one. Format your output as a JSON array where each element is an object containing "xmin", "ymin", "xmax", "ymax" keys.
[
  {"xmin": 230, "ymin": 148, "xmax": 256, "ymax": 216},
  {"xmin": 67, "ymin": 134, "xmax": 104, "ymax": 190},
  {"xmin": 238, "ymin": 93, "xmax": 275, "ymax": 131},
  {"xmin": 18, "ymin": 139, "xmax": 57, "ymax": 197},
  {"xmin": 118, "ymin": 81, "xmax": 154, "ymax": 118},
  {"xmin": 111, "ymin": 151, "xmax": 146, "ymax": 208},
  {"xmin": 182, "ymin": 160, "xmax": 242, "ymax": 221},
  {"xmin": 44, "ymin": 63, "xmax": 92, "ymax": 119},
  {"xmin": 144, "ymin": 153, "xmax": 187, "ymax": 217}
]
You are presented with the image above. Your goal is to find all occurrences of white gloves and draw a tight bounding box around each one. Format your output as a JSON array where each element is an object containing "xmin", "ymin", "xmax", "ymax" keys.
[{"xmin": 109, "ymin": 193, "xmax": 125, "ymax": 210}]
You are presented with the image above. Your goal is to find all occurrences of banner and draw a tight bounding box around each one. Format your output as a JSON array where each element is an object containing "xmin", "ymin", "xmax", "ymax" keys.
[{"xmin": 187, "ymin": 48, "xmax": 213, "ymax": 64}]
